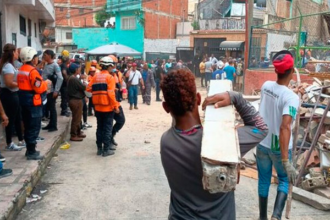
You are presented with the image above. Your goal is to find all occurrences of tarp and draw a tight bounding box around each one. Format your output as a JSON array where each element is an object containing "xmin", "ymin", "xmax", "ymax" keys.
[{"xmin": 86, "ymin": 42, "xmax": 141, "ymax": 56}]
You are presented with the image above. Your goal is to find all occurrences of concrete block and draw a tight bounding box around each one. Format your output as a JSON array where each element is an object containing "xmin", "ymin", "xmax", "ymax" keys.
[
  {"xmin": 292, "ymin": 186, "xmax": 330, "ymax": 210},
  {"xmin": 318, "ymin": 134, "xmax": 329, "ymax": 144},
  {"xmin": 314, "ymin": 187, "xmax": 330, "ymax": 199},
  {"xmin": 301, "ymin": 176, "xmax": 328, "ymax": 191},
  {"xmin": 326, "ymin": 130, "xmax": 330, "ymax": 138}
]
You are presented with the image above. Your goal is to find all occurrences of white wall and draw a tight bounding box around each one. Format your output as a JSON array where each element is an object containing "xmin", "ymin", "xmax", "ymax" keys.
[
  {"xmin": 144, "ymin": 38, "xmax": 190, "ymax": 59},
  {"xmin": 55, "ymin": 27, "xmax": 73, "ymax": 44},
  {"xmin": 3, "ymin": 4, "xmax": 42, "ymax": 51},
  {"xmin": 266, "ymin": 33, "xmax": 296, "ymax": 58}
]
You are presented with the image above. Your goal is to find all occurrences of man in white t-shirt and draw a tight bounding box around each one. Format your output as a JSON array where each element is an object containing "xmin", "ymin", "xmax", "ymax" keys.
[
  {"xmin": 257, "ymin": 50, "xmax": 298, "ymax": 220},
  {"xmin": 127, "ymin": 63, "xmax": 144, "ymax": 110}
]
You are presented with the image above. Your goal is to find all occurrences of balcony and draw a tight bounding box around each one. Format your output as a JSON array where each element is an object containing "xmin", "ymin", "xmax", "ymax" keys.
[{"xmin": 4, "ymin": 0, "xmax": 55, "ymax": 21}]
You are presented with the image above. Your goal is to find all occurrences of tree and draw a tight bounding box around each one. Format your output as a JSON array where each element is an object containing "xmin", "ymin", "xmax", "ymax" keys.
[{"xmin": 95, "ymin": 4, "xmax": 113, "ymax": 27}]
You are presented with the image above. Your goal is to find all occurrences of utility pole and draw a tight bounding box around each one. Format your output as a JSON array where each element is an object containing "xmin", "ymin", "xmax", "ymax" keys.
[{"xmin": 244, "ymin": 0, "xmax": 254, "ymax": 71}]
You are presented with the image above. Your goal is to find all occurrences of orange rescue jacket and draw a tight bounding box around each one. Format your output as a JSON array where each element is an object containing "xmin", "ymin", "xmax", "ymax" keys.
[{"xmin": 87, "ymin": 70, "xmax": 119, "ymax": 112}]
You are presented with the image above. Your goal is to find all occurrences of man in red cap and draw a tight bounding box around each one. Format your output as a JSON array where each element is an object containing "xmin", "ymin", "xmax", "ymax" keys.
[
  {"xmin": 257, "ymin": 50, "xmax": 298, "ymax": 220},
  {"xmin": 127, "ymin": 62, "xmax": 144, "ymax": 110}
]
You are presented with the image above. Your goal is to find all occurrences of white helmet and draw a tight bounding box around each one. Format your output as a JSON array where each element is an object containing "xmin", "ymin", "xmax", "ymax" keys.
[
  {"xmin": 20, "ymin": 47, "xmax": 38, "ymax": 63},
  {"xmin": 99, "ymin": 56, "xmax": 114, "ymax": 67}
]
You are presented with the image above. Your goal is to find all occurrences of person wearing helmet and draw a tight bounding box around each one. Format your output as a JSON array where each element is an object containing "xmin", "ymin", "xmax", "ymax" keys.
[
  {"xmin": 87, "ymin": 67, "xmax": 96, "ymax": 116},
  {"xmin": 59, "ymin": 50, "xmax": 71, "ymax": 117},
  {"xmin": 91, "ymin": 59, "xmax": 100, "ymax": 74},
  {"xmin": 17, "ymin": 47, "xmax": 48, "ymax": 160},
  {"xmin": 87, "ymin": 56, "xmax": 120, "ymax": 157}
]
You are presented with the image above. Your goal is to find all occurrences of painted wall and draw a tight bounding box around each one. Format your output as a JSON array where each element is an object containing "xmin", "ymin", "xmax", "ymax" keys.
[
  {"xmin": 144, "ymin": 38, "xmax": 190, "ymax": 53},
  {"xmin": 55, "ymin": 27, "xmax": 73, "ymax": 44},
  {"xmin": 73, "ymin": 10, "xmax": 144, "ymax": 53}
]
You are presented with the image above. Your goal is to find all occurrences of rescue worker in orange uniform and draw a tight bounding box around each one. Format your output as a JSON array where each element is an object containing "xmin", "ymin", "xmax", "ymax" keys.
[
  {"xmin": 87, "ymin": 66, "xmax": 96, "ymax": 116},
  {"xmin": 91, "ymin": 60, "xmax": 100, "ymax": 74},
  {"xmin": 17, "ymin": 47, "xmax": 48, "ymax": 160},
  {"xmin": 109, "ymin": 55, "xmax": 126, "ymax": 147},
  {"xmin": 87, "ymin": 56, "xmax": 120, "ymax": 157}
]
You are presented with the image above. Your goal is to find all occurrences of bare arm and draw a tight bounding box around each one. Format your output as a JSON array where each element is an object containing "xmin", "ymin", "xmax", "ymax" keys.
[
  {"xmin": 279, "ymin": 115, "xmax": 292, "ymax": 160},
  {"xmin": 3, "ymin": 74, "xmax": 18, "ymax": 89}
]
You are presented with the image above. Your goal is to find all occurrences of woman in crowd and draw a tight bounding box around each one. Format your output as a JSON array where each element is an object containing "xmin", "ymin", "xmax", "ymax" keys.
[
  {"xmin": 0, "ymin": 44, "xmax": 25, "ymax": 151},
  {"xmin": 141, "ymin": 63, "xmax": 155, "ymax": 105}
]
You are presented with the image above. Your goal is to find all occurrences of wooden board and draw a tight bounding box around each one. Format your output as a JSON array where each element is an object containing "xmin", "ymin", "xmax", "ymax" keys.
[{"xmin": 201, "ymin": 80, "xmax": 240, "ymax": 165}]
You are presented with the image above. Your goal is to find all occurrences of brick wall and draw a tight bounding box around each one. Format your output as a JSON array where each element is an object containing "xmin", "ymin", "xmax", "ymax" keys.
[
  {"xmin": 143, "ymin": 0, "xmax": 188, "ymax": 39},
  {"xmin": 244, "ymin": 69, "xmax": 314, "ymax": 95}
]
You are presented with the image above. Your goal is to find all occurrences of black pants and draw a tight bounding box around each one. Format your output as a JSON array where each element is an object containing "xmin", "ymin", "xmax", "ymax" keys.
[
  {"xmin": 60, "ymin": 86, "xmax": 68, "ymax": 114},
  {"xmin": 95, "ymin": 111, "xmax": 114, "ymax": 151},
  {"xmin": 46, "ymin": 92, "xmax": 57, "ymax": 129},
  {"xmin": 88, "ymin": 97, "xmax": 94, "ymax": 114},
  {"xmin": 0, "ymin": 89, "xmax": 23, "ymax": 144},
  {"xmin": 200, "ymin": 74, "xmax": 206, "ymax": 86},
  {"xmin": 205, "ymin": 72, "xmax": 212, "ymax": 87},
  {"xmin": 112, "ymin": 106, "xmax": 125, "ymax": 136},
  {"xmin": 82, "ymin": 98, "xmax": 87, "ymax": 123},
  {"xmin": 21, "ymin": 105, "xmax": 42, "ymax": 153}
]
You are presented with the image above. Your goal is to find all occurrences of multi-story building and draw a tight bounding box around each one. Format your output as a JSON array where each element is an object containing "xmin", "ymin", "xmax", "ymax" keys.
[
  {"xmin": 0, "ymin": 0, "xmax": 55, "ymax": 55},
  {"xmin": 54, "ymin": 0, "xmax": 107, "ymax": 51}
]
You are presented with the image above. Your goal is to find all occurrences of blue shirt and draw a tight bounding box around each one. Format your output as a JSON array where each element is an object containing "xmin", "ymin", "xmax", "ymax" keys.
[
  {"xmin": 224, "ymin": 65, "xmax": 236, "ymax": 82},
  {"xmin": 212, "ymin": 70, "xmax": 224, "ymax": 80}
]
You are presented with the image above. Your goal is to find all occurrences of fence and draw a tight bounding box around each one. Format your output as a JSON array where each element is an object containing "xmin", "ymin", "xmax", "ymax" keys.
[{"xmin": 249, "ymin": 11, "xmax": 330, "ymax": 71}]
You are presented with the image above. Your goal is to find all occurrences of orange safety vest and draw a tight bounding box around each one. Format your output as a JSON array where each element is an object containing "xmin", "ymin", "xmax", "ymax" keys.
[
  {"xmin": 17, "ymin": 64, "xmax": 47, "ymax": 106},
  {"xmin": 87, "ymin": 70, "xmax": 119, "ymax": 112}
]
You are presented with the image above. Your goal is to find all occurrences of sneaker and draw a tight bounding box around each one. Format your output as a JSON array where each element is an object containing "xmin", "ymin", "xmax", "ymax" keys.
[
  {"xmin": 18, "ymin": 141, "xmax": 26, "ymax": 148},
  {"xmin": 41, "ymin": 117, "xmax": 49, "ymax": 122},
  {"xmin": 26, "ymin": 152, "xmax": 44, "ymax": 160},
  {"xmin": 5, "ymin": 142, "xmax": 23, "ymax": 151},
  {"xmin": 0, "ymin": 169, "xmax": 13, "ymax": 179},
  {"xmin": 84, "ymin": 122, "xmax": 92, "ymax": 128},
  {"xmin": 48, "ymin": 127, "xmax": 58, "ymax": 132},
  {"xmin": 36, "ymin": 137, "xmax": 45, "ymax": 142},
  {"xmin": 41, "ymin": 122, "xmax": 47, "ymax": 127},
  {"xmin": 82, "ymin": 125, "xmax": 87, "ymax": 130},
  {"xmin": 0, "ymin": 154, "xmax": 5, "ymax": 162}
]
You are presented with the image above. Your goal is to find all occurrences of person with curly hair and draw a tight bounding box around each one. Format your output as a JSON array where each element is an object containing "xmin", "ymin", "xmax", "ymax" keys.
[{"xmin": 160, "ymin": 69, "xmax": 268, "ymax": 219}]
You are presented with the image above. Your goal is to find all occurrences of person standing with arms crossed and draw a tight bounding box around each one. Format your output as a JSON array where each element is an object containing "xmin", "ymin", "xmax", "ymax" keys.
[
  {"xmin": 87, "ymin": 57, "xmax": 119, "ymax": 157},
  {"xmin": 127, "ymin": 63, "xmax": 144, "ymax": 110},
  {"xmin": 257, "ymin": 50, "xmax": 298, "ymax": 220}
]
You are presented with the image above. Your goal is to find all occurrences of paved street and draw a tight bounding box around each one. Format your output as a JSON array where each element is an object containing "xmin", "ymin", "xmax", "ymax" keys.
[{"xmin": 17, "ymin": 88, "xmax": 329, "ymax": 220}]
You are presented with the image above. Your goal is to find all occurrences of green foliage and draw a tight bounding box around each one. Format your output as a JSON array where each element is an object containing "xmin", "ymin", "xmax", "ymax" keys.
[
  {"xmin": 191, "ymin": 21, "xmax": 200, "ymax": 30},
  {"xmin": 95, "ymin": 4, "xmax": 113, "ymax": 27},
  {"xmin": 134, "ymin": 10, "xmax": 145, "ymax": 27}
]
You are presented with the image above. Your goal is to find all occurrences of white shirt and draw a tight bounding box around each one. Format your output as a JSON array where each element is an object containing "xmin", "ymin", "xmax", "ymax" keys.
[
  {"xmin": 128, "ymin": 70, "xmax": 142, "ymax": 85},
  {"xmin": 259, "ymin": 81, "xmax": 299, "ymax": 151},
  {"xmin": 209, "ymin": 57, "xmax": 218, "ymax": 65}
]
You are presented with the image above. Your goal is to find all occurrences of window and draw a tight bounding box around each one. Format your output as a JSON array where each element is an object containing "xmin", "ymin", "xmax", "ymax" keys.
[
  {"xmin": 12, "ymin": 33, "xmax": 17, "ymax": 47},
  {"xmin": 35, "ymin": 23, "xmax": 37, "ymax": 37},
  {"xmin": 19, "ymin": 15, "xmax": 26, "ymax": 36},
  {"xmin": 66, "ymin": 32, "xmax": 72, "ymax": 39},
  {"xmin": 79, "ymin": 8, "xmax": 84, "ymax": 14},
  {"xmin": 121, "ymin": 17, "xmax": 136, "ymax": 30},
  {"xmin": 60, "ymin": 7, "xmax": 64, "ymax": 12}
]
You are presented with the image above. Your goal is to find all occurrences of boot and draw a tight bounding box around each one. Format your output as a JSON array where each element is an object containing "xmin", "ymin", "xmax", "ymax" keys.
[
  {"xmin": 111, "ymin": 134, "xmax": 118, "ymax": 146},
  {"xmin": 102, "ymin": 149, "xmax": 115, "ymax": 157},
  {"xmin": 109, "ymin": 143, "xmax": 116, "ymax": 151},
  {"xmin": 259, "ymin": 196, "xmax": 268, "ymax": 220},
  {"xmin": 271, "ymin": 191, "xmax": 287, "ymax": 220},
  {"xmin": 78, "ymin": 132, "xmax": 87, "ymax": 138},
  {"xmin": 70, "ymin": 136, "xmax": 83, "ymax": 142},
  {"xmin": 25, "ymin": 150, "xmax": 40, "ymax": 157},
  {"xmin": 97, "ymin": 147, "xmax": 103, "ymax": 156},
  {"xmin": 129, "ymin": 105, "xmax": 133, "ymax": 110},
  {"xmin": 26, "ymin": 151, "xmax": 44, "ymax": 160}
]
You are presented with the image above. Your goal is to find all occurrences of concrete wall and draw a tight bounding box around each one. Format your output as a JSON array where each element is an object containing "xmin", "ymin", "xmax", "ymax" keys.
[
  {"xmin": 144, "ymin": 38, "xmax": 190, "ymax": 58},
  {"xmin": 55, "ymin": 27, "xmax": 73, "ymax": 44},
  {"xmin": 2, "ymin": 4, "xmax": 43, "ymax": 51},
  {"xmin": 244, "ymin": 69, "xmax": 314, "ymax": 95}
]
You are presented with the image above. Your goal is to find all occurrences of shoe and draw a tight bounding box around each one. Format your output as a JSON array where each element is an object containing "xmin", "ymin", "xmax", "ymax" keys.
[
  {"xmin": 41, "ymin": 122, "xmax": 47, "ymax": 127},
  {"xmin": 42, "ymin": 125, "xmax": 50, "ymax": 130},
  {"xmin": 109, "ymin": 144, "xmax": 116, "ymax": 151},
  {"xmin": 83, "ymin": 122, "xmax": 92, "ymax": 128},
  {"xmin": 5, "ymin": 142, "xmax": 23, "ymax": 151},
  {"xmin": 102, "ymin": 149, "xmax": 115, "ymax": 157},
  {"xmin": 156, "ymin": 99, "xmax": 162, "ymax": 102},
  {"xmin": 78, "ymin": 132, "xmax": 87, "ymax": 138},
  {"xmin": 259, "ymin": 196, "xmax": 268, "ymax": 220},
  {"xmin": 36, "ymin": 137, "xmax": 45, "ymax": 142},
  {"xmin": 26, "ymin": 152, "xmax": 44, "ymax": 160},
  {"xmin": 0, "ymin": 154, "xmax": 6, "ymax": 162},
  {"xmin": 271, "ymin": 191, "xmax": 288, "ymax": 220},
  {"xmin": 18, "ymin": 141, "xmax": 26, "ymax": 148},
  {"xmin": 48, "ymin": 127, "xmax": 58, "ymax": 132},
  {"xmin": 70, "ymin": 136, "xmax": 84, "ymax": 142},
  {"xmin": 82, "ymin": 126, "xmax": 87, "ymax": 130},
  {"xmin": 61, "ymin": 112, "xmax": 71, "ymax": 117},
  {"xmin": 134, "ymin": 106, "xmax": 138, "ymax": 110},
  {"xmin": 25, "ymin": 151, "xmax": 40, "ymax": 156},
  {"xmin": 111, "ymin": 138, "xmax": 118, "ymax": 146},
  {"xmin": 41, "ymin": 117, "xmax": 49, "ymax": 122},
  {"xmin": 0, "ymin": 169, "xmax": 13, "ymax": 179},
  {"xmin": 146, "ymin": 102, "xmax": 150, "ymax": 105},
  {"xmin": 97, "ymin": 148, "xmax": 103, "ymax": 156},
  {"xmin": 129, "ymin": 105, "xmax": 133, "ymax": 110}
]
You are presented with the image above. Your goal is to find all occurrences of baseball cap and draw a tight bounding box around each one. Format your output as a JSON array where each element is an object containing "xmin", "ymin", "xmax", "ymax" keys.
[
  {"xmin": 272, "ymin": 50, "xmax": 294, "ymax": 74},
  {"xmin": 132, "ymin": 63, "xmax": 137, "ymax": 67},
  {"xmin": 69, "ymin": 63, "xmax": 80, "ymax": 74}
]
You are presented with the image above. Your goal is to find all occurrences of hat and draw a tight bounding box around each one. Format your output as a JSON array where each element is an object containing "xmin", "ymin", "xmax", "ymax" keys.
[
  {"xmin": 272, "ymin": 50, "xmax": 294, "ymax": 74},
  {"xmin": 89, "ymin": 66, "xmax": 96, "ymax": 72},
  {"xmin": 132, "ymin": 63, "xmax": 137, "ymax": 67},
  {"xmin": 69, "ymin": 63, "xmax": 80, "ymax": 74}
]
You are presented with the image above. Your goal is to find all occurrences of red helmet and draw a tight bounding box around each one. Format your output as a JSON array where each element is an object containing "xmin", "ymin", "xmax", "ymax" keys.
[
  {"xmin": 91, "ymin": 60, "xmax": 98, "ymax": 66},
  {"xmin": 108, "ymin": 55, "xmax": 118, "ymax": 63}
]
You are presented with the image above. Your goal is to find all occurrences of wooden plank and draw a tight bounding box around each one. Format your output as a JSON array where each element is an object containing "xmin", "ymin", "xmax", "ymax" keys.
[{"xmin": 202, "ymin": 80, "xmax": 240, "ymax": 165}]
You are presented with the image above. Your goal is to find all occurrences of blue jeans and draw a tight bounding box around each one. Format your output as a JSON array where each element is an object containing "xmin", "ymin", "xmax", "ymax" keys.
[
  {"xmin": 129, "ymin": 85, "xmax": 139, "ymax": 106},
  {"xmin": 256, "ymin": 144, "xmax": 291, "ymax": 197},
  {"xmin": 155, "ymin": 79, "xmax": 161, "ymax": 100},
  {"xmin": 0, "ymin": 161, "xmax": 3, "ymax": 172}
]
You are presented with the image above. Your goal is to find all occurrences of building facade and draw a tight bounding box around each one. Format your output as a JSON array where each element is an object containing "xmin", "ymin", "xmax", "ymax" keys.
[{"xmin": 0, "ymin": 0, "xmax": 55, "ymax": 55}]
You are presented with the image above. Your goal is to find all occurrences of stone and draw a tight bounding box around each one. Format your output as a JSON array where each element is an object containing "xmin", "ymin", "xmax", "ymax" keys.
[
  {"xmin": 326, "ymin": 131, "xmax": 330, "ymax": 138},
  {"xmin": 314, "ymin": 187, "xmax": 330, "ymax": 199},
  {"xmin": 319, "ymin": 134, "xmax": 329, "ymax": 144},
  {"xmin": 309, "ymin": 121, "xmax": 318, "ymax": 141},
  {"xmin": 309, "ymin": 167, "xmax": 322, "ymax": 178},
  {"xmin": 301, "ymin": 176, "xmax": 328, "ymax": 191},
  {"xmin": 292, "ymin": 186, "xmax": 330, "ymax": 210},
  {"xmin": 315, "ymin": 108, "xmax": 330, "ymax": 125}
]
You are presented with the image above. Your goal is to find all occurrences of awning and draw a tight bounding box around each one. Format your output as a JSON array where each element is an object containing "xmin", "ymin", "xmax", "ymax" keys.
[{"xmin": 219, "ymin": 41, "xmax": 245, "ymax": 51}]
